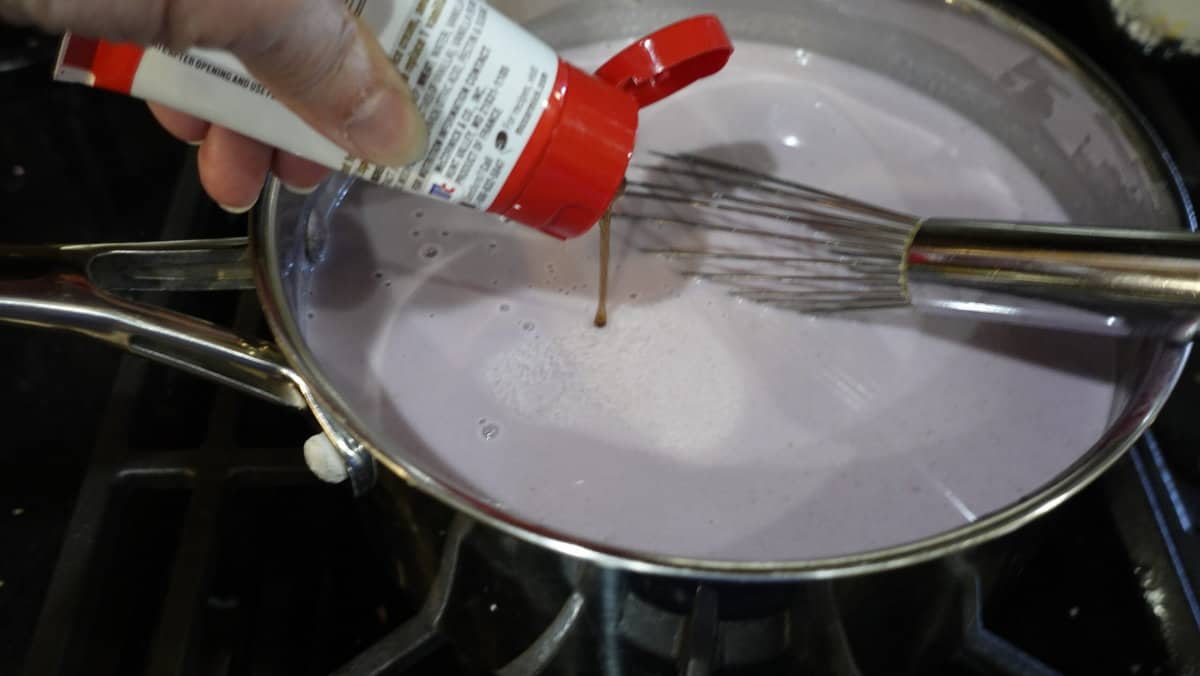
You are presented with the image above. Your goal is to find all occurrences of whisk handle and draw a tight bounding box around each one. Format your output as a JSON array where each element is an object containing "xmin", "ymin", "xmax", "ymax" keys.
[{"xmin": 906, "ymin": 219, "xmax": 1200, "ymax": 337}]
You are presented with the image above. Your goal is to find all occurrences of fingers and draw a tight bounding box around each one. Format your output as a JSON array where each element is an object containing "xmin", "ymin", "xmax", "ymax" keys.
[
  {"xmin": 16, "ymin": 0, "xmax": 428, "ymax": 168},
  {"xmin": 195, "ymin": 128, "xmax": 329, "ymax": 209},
  {"xmin": 152, "ymin": 100, "xmax": 328, "ymax": 205},
  {"xmin": 11, "ymin": 0, "xmax": 429, "ymax": 208},
  {"xmin": 147, "ymin": 103, "xmax": 209, "ymax": 145},
  {"xmin": 197, "ymin": 126, "xmax": 272, "ymax": 213},
  {"xmin": 274, "ymin": 152, "xmax": 329, "ymax": 194}
]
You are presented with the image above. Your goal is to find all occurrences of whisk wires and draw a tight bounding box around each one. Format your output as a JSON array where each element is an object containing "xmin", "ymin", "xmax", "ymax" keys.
[{"xmin": 615, "ymin": 152, "xmax": 918, "ymax": 313}]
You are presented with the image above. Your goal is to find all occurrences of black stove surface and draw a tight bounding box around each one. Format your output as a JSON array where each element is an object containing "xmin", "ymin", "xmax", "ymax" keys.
[{"xmin": 2, "ymin": 3, "xmax": 1200, "ymax": 675}]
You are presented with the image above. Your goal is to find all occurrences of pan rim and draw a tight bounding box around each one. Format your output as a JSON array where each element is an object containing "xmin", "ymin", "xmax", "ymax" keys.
[{"xmin": 251, "ymin": 0, "xmax": 1199, "ymax": 580}]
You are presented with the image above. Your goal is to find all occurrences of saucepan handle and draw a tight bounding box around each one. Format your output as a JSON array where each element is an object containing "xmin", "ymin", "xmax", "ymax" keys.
[{"xmin": 0, "ymin": 237, "xmax": 308, "ymax": 409}]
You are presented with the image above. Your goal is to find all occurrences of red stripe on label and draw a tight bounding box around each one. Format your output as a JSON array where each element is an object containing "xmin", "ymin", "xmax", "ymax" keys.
[{"xmin": 92, "ymin": 41, "xmax": 146, "ymax": 94}]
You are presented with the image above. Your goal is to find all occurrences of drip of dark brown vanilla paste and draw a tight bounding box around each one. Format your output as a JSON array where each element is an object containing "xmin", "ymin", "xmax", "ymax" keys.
[{"xmin": 593, "ymin": 205, "xmax": 613, "ymax": 327}]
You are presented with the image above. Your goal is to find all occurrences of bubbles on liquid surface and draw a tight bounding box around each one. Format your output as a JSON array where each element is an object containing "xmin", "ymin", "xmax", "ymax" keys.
[
  {"xmin": 522, "ymin": 321, "xmax": 535, "ymax": 332},
  {"xmin": 374, "ymin": 271, "xmax": 383, "ymax": 279},
  {"xmin": 412, "ymin": 209, "xmax": 425, "ymax": 219},
  {"xmin": 499, "ymin": 304, "xmax": 510, "ymax": 312},
  {"xmin": 421, "ymin": 244, "xmax": 440, "ymax": 259},
  {"xmin": 480, "ymin": 423, "xmax": 501, "ymax": 440},
  {"xmin": 411, "ymin": 229, "xmax": 421, "ymax": 238}
]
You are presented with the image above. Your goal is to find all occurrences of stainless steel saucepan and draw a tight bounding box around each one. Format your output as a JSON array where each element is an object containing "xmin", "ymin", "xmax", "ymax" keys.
[{"xmin": 5, "ymin": 0, "xmax": 1196, "ymax": 589}]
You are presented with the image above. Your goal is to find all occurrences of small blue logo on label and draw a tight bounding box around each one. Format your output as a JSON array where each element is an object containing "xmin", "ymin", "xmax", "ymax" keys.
[{"xmin": 430, "ymin": 183, "xmax": 457, "ymax": 199}]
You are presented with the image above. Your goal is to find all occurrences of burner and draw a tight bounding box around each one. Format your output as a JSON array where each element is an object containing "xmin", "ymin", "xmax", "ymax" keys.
[
  {"xmin": 618, "ymin": 583, "xmax": 793, "ymax": 672},
  {"xmin": 0, "ymin": 27, "xmax": 56, "ymax": 74}
]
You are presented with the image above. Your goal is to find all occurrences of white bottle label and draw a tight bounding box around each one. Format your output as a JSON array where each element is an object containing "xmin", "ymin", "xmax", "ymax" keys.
[{"xmin": 128, "ymin": 0, "xmax": 558, "ymax": 211}]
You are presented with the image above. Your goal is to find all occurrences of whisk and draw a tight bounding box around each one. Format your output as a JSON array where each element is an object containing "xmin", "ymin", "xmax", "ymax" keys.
[{"xmin": 612, "ymin": 152, "xmax": 1200, "ymax": 337}]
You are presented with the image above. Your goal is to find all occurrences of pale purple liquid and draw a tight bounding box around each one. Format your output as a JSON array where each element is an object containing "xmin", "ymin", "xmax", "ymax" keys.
[{"xmin": 298, "ymin": 41, "xmax": 1118, "ymax": 561}]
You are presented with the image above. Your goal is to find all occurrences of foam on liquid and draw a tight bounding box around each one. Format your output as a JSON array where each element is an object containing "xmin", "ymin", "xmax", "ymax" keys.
[{"xmin": 298, "ymin": 41, "xmax": 1119, "ymax": 561}]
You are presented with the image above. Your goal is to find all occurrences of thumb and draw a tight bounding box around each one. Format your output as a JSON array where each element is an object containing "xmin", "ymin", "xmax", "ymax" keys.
[{"xmin": 228, "ymin": 3, "xmax": 427, "ymax": 167}]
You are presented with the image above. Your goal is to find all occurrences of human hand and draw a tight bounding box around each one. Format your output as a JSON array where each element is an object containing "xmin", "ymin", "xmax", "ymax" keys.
[{"xmin": 2, "ymin": 0, "xmax": 427, "ymax": 211}]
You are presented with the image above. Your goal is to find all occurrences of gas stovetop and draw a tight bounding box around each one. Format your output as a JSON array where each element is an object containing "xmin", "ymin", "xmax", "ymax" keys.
[{"xmin": 2, "ymin": 2, "xmax": 1200, "ymax": 674}]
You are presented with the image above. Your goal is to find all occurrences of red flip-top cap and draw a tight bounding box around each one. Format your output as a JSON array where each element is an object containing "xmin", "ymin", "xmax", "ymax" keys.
[
  {"xmin": 498, "ymin": 64, "xmax": 640, "ymax": 240},
  {"xmin": 502, "ymin": 15, "xmax": 733, "ymax": 239},
  {"xmin": 595, "ymin": 14, "xmax": 734, "ymax": 108}
]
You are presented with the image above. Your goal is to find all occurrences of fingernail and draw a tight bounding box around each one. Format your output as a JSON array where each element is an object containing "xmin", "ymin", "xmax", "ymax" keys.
[
  {"xmin": 282, "ymin": 180, "xmax": 321, "ymax": 195},
  {"xmin": 218, "ymin": 200, "xmax": 256, "ymax": 214},
  {"xmin": 345, "ymin": 82, "xmax": 427, "ymax": 167},
  {"xmin": 186, "ymin": 139, "xmax": 203, "ymax": 147}
]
